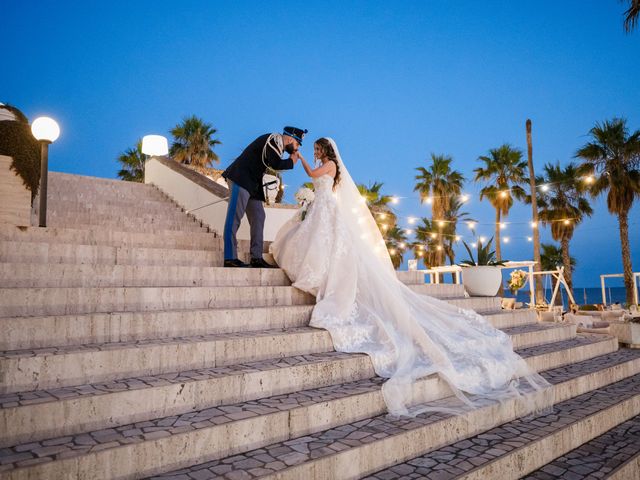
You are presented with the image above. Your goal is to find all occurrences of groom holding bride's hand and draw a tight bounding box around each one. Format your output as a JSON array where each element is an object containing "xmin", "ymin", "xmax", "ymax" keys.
[{"xmin": 222, "ymin": 126, "xmax": 307, "ymax": 268}]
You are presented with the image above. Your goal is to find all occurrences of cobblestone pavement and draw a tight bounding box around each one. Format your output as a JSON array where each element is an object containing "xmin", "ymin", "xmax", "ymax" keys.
[
  {"xmin": 523, "ymin": 413, "xmax": 640, "ymax": 479},
  {"xmin": 501, "ymin": 323, "xmax": 565, "ymax": 335},
  {"xmin": 0, "ymin": 351, "xmax": 363, "ymax": 409},
  {"xmin": 144, "ymin": 351, "xmax": 640, "ymax": 480}
]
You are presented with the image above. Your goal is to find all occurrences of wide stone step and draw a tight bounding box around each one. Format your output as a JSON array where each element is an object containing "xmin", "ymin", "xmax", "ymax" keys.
[
  {"xmin": 0, "ymin": 263, "xmax": 293, "ymax": 288},
  {"xmin": 0, "ymin": 334, "xmax": 618, "ymax": 448},
  {"xmin": 445, "ymin": 296, "xmax": 503, "ymax": 313},
  {"xmin": 503, "ymin": 322, "xmax": 576, "ymax": 349},
  {"xmin": 406, "ymin": 283, "xmax": 464, "ymax": 298},
  {"xmin": 0, "ymin": 305, "xmax": 313, "ymax": 350},
  {"xmin": 0, "ymin": 242, "xmax": 255, "ymax": 268},
  {"xmin": 149, "ymin": 364, "xmax": 640, "ymax": 480},
  {"xmin": 0, "ymin": 225, "xmax": 224, "ymax": 251},
  {"xmin": 0, "ymin": 263, "xmax": 463, "ymax": 290},
  {"xmin": 47, "ymin": 207, "xmax": 201, "ymax": 226},
  {"xmin": 4, "ymin": 343, "xmax": 632, "ymax": 479},
  {"xmin": 47, "ymin": 197, "xmax": 185, "ymax": 214},
  {"xmin": 49, "ymin": 172, "xmax": 166, "ymax": 196},
  {"xmin": 486, "ymin": 308, "xmax": 538, "ymax": 329},
  {"xmin": 0, "ymin": 327, "xmax": 335, "ymax": 395},
  {"xmin": 0, "ymin": 301, "xmax": 528, "ymax": 352},
  {"xmin": 523, "ymin": 411, "xmax": 640, "ymax": 479},
  {"xmin": 46, "ymin": 217, "xmax": 206, "ymax": 232},
  {"xmin": 0, "ymin": 284, "xmax": 314, "ymax": 318}
]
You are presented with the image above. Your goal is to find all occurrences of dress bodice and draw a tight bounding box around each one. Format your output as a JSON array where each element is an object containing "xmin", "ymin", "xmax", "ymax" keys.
[{"xmin": 312, "ymin": 174, "xmax": 335, "ymax": 196}]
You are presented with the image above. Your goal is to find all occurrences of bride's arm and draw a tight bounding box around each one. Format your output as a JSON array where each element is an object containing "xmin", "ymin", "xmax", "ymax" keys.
[{"xmin": 299, "ymin": 154, "xmax": 336, "ymax": 178}]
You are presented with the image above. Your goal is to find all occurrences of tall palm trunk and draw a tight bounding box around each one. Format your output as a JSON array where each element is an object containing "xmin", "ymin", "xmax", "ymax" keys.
[
  {"xmin": 494, "ymin": 208, "xmax": 502, "ymax": 260},
  {"xmin": 560, "ymin": 236, "xmax": 573, "ymax": 295},
  {"xmin": 526, "ymin": 119, "xmax": 545, "ymax": 305},
  {"xmin": 618, "ymin": 211, "xmax": 636, "ymax": 305},
  {"xmin": 495, "ymin": 208, "xmax": 504, "ymax": 296}
]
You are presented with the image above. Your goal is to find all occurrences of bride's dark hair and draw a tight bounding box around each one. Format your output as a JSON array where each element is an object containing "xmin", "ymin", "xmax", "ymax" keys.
[{"xmin": 314, "ymin": 138, "xmax": 341, "ymax": 190}]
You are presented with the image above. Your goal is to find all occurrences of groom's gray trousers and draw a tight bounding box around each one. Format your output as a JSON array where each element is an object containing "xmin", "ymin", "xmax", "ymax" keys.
[{"xmin": 223, "ymin": 180, "xmax": 265, "ymax": 261}]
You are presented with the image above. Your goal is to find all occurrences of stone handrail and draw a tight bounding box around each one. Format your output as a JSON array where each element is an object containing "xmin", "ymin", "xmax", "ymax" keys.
[{"xmin": 144, "ymin": 156, "xmax": 298, "ymax": 241}]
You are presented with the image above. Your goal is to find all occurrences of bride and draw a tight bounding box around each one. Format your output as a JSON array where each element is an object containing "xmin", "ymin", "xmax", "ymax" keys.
[{"xmin": 270, "ymin": 137, "xmax": 551, "ymax": 417}]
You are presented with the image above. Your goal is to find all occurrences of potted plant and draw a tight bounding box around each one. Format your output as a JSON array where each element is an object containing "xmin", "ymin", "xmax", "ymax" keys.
[{"xmin": 459, "ymin": 237, "xmax": 506, "ymax": 297}]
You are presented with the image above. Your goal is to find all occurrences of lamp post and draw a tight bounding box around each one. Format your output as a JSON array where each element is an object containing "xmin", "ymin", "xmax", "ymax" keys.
[{"xmin": 31, "ymin": 117, "xmax": 60, "ymax": 227}]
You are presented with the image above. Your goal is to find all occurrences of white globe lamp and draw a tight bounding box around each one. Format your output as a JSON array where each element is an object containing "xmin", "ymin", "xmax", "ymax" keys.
[
  {"xmin": 141, "ymin": 135, "xmax": 169, "ymax": 156},
  {"xmin": 31, "ymin": 116, "xmax": 60, "ymax": 227}
]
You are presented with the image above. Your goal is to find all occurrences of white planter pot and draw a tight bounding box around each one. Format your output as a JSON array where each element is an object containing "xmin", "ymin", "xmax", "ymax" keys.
[{"xmin": 462, "ymin": 266, "xmax": 502, "ymax": 297}]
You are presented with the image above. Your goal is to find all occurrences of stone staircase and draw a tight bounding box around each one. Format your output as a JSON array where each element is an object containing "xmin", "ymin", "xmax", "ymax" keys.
[{"xmin": 0, "ymin": 172, "xmax": 639, "ymax": 479}]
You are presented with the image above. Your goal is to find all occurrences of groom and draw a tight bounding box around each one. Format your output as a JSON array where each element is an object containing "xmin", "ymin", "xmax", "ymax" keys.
[{"xmin": 222, "ymin": 126, "xmax": 307, "ymax": 268}]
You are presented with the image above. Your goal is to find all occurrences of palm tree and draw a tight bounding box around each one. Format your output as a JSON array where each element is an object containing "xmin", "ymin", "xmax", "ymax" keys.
[
  {"xmin": 385, "ymin": 226, "xmax": 408, "ymax": 269},
  {"xmin": 170, "ymin": 115, "xmax": 221, "ymax": 167},
  {"xmin": 357, "ymin": 182, "xmax": 397, "ymax": 226},
  {"xmin": 117, "ymin": 140, "xmax": 145, "ymax": 183},
  {"xmin": 576, "ymin": 118, "xmax": 640, "ymax": 305},
  {"xmin": 536, "ymin": 162, "xmax": 593, "ymax": 293},
  {"xmin": 474, "ymin": 144, "xmax": 528, "ymax": 261},
  {"xmin": 414, "ymin": 154, "xmax": 465, "ymax": 266},
  {"xmin": 623, "ymin": 0, "xmax": 640, "ymax": 32},
  {"xmin": 441, "ymin": 197, "xmax": 475, "ymax": 272},
  {"xmin": 357, "ymin": 182, "xmax": 404, "ymax": 265},
  {"xmin": 413, "ymin": 218, "xmax": 440, "ymax": 269}
]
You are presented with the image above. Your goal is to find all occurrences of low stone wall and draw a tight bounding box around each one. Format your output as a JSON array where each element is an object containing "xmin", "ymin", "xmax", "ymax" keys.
[
  {"xmin": 144, "ymin": 156, "xmax": 298, "ymax": 241},
  {"xmin": 0, "ymin": 154, "xmax": 31, "ymax": 226}
]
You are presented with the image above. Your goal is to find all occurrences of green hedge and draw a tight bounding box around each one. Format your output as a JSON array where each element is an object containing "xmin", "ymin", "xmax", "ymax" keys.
[{"xmin": 0, "ymin": 104, "xmax": 41, "ymax": 201}]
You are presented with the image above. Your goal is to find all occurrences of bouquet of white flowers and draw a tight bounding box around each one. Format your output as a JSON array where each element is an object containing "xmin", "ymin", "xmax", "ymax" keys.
[
  {"xmin": 295, "ymin": 187, "xmax": 315, "ymax": 220},
  {"xmin": 508, "ymin": 269, "xmax": 528, "ymax": 294}
]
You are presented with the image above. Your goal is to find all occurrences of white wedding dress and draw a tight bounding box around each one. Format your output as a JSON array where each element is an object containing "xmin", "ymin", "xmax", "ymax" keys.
[{"xmin": 270, "ymin": 139, "xmax": 551, "ymax": 417}]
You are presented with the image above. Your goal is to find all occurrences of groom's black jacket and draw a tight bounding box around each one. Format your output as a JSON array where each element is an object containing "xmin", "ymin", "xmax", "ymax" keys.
[{"xmin": 222, "ymin": 134, "xmax": 294, "ymax": 202}]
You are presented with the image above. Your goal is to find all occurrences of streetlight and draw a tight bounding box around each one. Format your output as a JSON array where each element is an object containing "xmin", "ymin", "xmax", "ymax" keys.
[{"xmin": 31, "ymin": 116, "xmax": 60, "ymax": 227}]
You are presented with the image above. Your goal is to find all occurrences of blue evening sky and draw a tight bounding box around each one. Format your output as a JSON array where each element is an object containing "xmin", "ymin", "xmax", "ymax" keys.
[{"xmin": 2, "ymin": 1, "xmax": 639, "ymax": 287}]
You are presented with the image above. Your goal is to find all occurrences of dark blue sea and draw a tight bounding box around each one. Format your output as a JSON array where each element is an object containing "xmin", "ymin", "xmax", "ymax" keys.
[{"xmin": 503, "ymin": 287, "xmax": 628, "ymax": 308}]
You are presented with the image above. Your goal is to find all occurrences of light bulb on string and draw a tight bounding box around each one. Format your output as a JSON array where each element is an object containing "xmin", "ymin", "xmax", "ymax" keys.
[
  {"xmin": 460, "ymin": 194, "xmax": 470, "ymax": 203},
  {"xmin": 471, "ymin": 242, "xmax": 478, "ymax": 248},
  {"xmin": 530, "ymin": 221, "xmax": 538, "ymax": 229},
  {"xmin": 479, "ymin": 236, "xmax": 487, "ymax": 243},
  {"xmin": 504, "ymin": 237, "xmax": 510, "ymax": 243},
  {"xmin": 500, "ymin": 222, "xmax": 507, "ymax": 229},
  {"xmin": 500, "ymin": 191, "xmax": 508, "ymax": 198},
  {"xmin": 540, "ymin": 184, "xmax": 550, "ymax": 192},
  {"xmin": 467, "ymin": 221, "xmax": 476, "ymax": 229},
  {"xmin": 407, "ymin": 216, "xmax": 416, "ymax": 224},
  {"xmin": 390, "ymin": 197, "xmax": 400, "ymax": 205},
  {"xmin": 527, "ymin": 236, "xmax": 533, "ymax": 242},
  {"xmin": 430, "ymin": 233, "xmax": 437, "ymax": 239},
  {"xmin": 437, "ymin": 220, "xmax": 445, "ymax": 228},
  {"xmin": 584, "ymin": 175, "xmax": 594, "ymax": 184},
  {"xmin": 389, "ymin": 248, "xmax": 396, "ymax": 255},
  {"xmin": 399, "ymin": 242, "xmax": 406, "ymax": 249},
  {"xmin": 455, "ymin": 235, "xmax": 461, "ymax": 241},
  {"xmin": 563, "ymin": 219, "xmax": 571, "ymax": 225},
  {"xmin": 405, "ymin": 229, "xmax": 413, "ymax": 235}
]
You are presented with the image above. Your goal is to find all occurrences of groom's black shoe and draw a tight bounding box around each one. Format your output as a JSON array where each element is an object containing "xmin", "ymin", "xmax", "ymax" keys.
[
  {"xmin": 224, "ymin": 259, "xmax": 250, "ymax": 268},
  {"xmin": 250, "ymin": 258, "xmax": 277, "ymax": 269}
]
